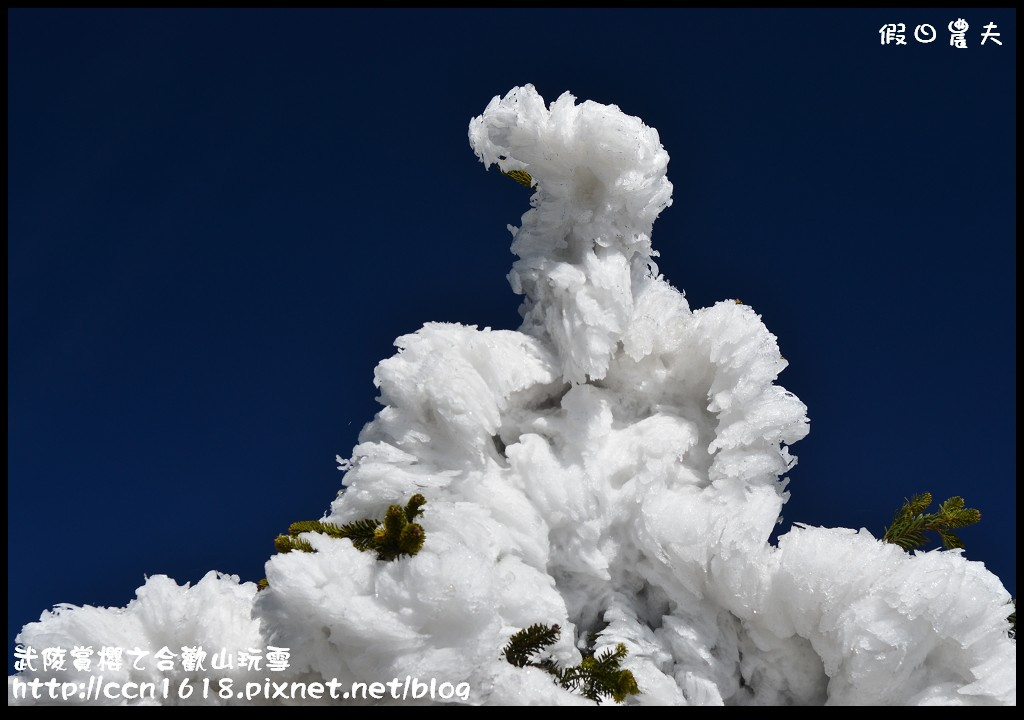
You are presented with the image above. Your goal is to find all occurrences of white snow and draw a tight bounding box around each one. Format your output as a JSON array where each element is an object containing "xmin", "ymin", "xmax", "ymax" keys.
[{"xmin": 9, "ymin": 85, "xmax": 1015, "ymax": 706}]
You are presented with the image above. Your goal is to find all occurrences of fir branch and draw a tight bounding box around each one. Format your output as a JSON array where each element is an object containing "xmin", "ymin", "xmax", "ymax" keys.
[
  {"xmin": 332, "ymin": 518, "xmax": 381, "ymax": 551},
  {"xmin": 938, "ymin": 495, "xmax": 964, "ymax": 514},
  {"xmin": 593, "ymin": 643, "xmax": 629, "ymax": 673},
  {"xmin": 882, "ymin": 492, "xmax": 981, "ymax": 551},
  {"xmin": 903, "ymin": 491, "xmax": 933, "ymax": 517},
  {"xmin": 383, "ymin": 504, "xmax": 406, "ymax": 537},
  {"xmin": 502, "ymin": 623, "xmax": 561, "ymax": 668},
  {"xmin": 274, "ymin": 535, "xmax": 315, "ymax": 554},
  {"xmin": 562, "ymin": 645, "xmax": 638, "ymax": 704},
  {"xmin": 501, "ymin": 624, "xmax": 639, "ymax": 704},
  {"xmin": 373, "ymin": 502, "xmax": 426, "ymax": 561},
  {"xmin": 397, "ymin": 522, "xmax": 425, "ymax": 557},
  {"xmin": 498, "ymin": 164, "xmax": 534, "ymax": 188},
  {"xmin": 935, "ymin": 529, "xmax": 963, "ymax": 551},
  {"xmin": 290, "ymin": 517, "xmax": 382, "ymax": 546},
  {"xmin": 273, "ymin": 495, "xmax": 426, "ymax": 561},
  {"xmin": 557, "ymin": 662, "xmax": 592, "ymax": 699},
  {"xmin": 288, "ymin": 520, "xmax": 332, "ymax": 536},
  {"xmin": 608, "ymin": 668, "xmax": 641, "ymax": 704},
  {"xmin": 404, "ymin": 493, "xmax": 427, "ymax": 522}
]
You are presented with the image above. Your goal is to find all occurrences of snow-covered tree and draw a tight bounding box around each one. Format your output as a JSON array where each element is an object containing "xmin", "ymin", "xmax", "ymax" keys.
[{"xmin": 9, "ymin": 85, "xmax": 1015, "ymax": 706}]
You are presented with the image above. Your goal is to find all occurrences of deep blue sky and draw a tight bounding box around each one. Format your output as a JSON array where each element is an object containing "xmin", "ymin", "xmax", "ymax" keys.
[{"xmin": 8, "ymin": 9, "xmax": 1016, "ymax": 664}]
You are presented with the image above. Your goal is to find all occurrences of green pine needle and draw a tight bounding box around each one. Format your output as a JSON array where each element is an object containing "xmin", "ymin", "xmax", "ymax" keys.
[
  {"xmin": 499, "ymin": 167, "xmax": 534, "ymax": 188},
  {"xmin": 502, "ymin": 624, "xmax": 639, "ymax": 704},
  {"xmin": 405, "ymin": 493, "xmax": 427, "ymax": 522},
  {"xmin": 333, "ymin": 518, "xmax": 382, "ymax": 551},
  {"xmin": 274, "ymin": 535, "xmax": 315, "ymax": 554},
  {"xmin": 272, "ymin": 495, "xmax": 426, "ymax": 561},
  {"xmin": 383, "ymin": 504, "xmax": 406, "ymax": 537},
  {"xmin": 502, "ymin": 623, "xmax": 561, "ymax": 668},
  {"xmin": 397, "ymin": 523, "xmax": 425, "ymax": 557},
  {"xmin": 904, "ymin": 491, "xmax": 933, "ymax": 517},
  {"xmin": 882, "ymin": 492, "xmax": 981, "ymax": 551},
  {"xmin": 288, "ymin": 520, "xmax": 332, "ymax": 536}
]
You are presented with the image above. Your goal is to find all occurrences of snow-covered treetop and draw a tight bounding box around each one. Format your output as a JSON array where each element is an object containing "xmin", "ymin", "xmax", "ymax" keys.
[
  {"xmin": 471, "ymin": 85, "xmax": 672, "ymax": 383},
  {"xmin": 9, "ymin": 85, "xmax": 1015, "ymax": 707}
]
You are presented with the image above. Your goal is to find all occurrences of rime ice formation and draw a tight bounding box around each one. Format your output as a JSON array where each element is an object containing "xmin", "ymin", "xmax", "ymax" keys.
[{"xmin": 10, "ymin": 85, "xmax": 1015, "ymax": 706}]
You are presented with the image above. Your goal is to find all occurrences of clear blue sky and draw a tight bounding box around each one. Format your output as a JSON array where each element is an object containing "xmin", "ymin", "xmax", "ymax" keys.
[{"xmin": 8, "ymin": 9, "xmax": 1016, "ymax": 666}]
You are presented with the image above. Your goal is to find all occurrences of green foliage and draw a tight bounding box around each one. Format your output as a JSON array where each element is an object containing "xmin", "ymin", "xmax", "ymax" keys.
[
  {"xmin": 882, "ymin": 492, "xmax": 981, "ymax": 551},
  {"xmin": 331, "ymin": 518, "xmax": 382, "ymax": 551},
  {"xmin": 500, "ymin": 167, "xmax": 534, "ymax": 188},
  {"xmin": 404, "ymin": 493, "xmax": 427, "ymax": 522},
  {"xmin": 502, "ymin": 623, "xmax": 562, "ymax": 668},
  {"xmin": 274, "ymin": 535, "xmax": 315, "ymax": 554},
  {"xmin": 502, "ymin": 623, "xmax": 639, "ymax": 705},
  {"xmin": 287, "ymin": 518, "xmax": 380, "ymax": 551},
  {"xmin": 369, "ymin": 496, "xmax": 426, "ymax": 561},
  {"xmin": 267, "ymin": 494, "xmax": 427, "ymax": 572},
  {"xmin": 561, "ymin": 644, "xmax": 641, "ymax": 704}
]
